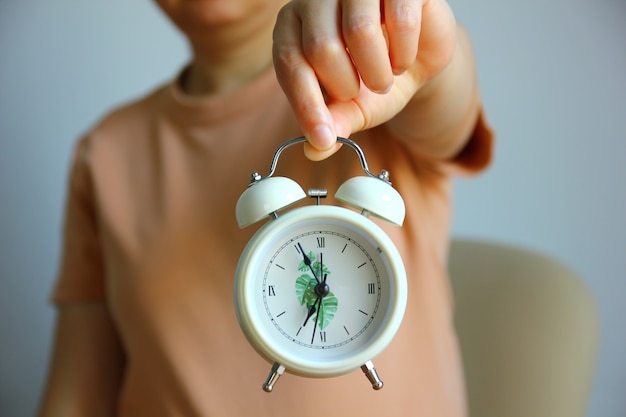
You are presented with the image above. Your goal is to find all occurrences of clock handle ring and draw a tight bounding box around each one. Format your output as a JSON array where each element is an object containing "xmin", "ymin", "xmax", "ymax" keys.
[{"xmin": 264, "ymin": 136, "xmax": 389, "ymax": 183}]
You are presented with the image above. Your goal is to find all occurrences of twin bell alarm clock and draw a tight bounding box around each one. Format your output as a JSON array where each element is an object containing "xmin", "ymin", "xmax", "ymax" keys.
[{"xmin": 233, "ymin": 136, "xmax": 407, "ymax": 392}]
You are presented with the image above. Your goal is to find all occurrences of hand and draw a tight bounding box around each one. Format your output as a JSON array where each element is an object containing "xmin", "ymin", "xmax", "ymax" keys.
[{"xmin": 273, "ymin": 0, "xmax": 458, "ymax": 160}]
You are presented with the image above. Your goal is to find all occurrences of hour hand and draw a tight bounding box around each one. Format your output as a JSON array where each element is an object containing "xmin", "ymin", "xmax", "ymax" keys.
[
  {"xmin": 297, "ymin": 242, "xmax": 320, "ymax": 282},
  {"xmin": 302, "ymin": 304, "xmax": 316, "ymax": 327}
]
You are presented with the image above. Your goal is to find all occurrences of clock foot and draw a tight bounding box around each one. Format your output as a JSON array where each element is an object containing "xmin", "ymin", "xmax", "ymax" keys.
[
  {"xmin": 361, "ymin": 360, "xmax": 384, "ymax": 390},
  {"xmin": 262, "ymin": 362, "xmax": 285, "ymax": 393}
]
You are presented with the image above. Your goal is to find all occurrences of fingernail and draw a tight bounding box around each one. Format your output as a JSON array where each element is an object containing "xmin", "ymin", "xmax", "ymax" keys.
[
  {"xmin": 310, "ymin": 125, "xmax": 335, "ymax": 150},
  {"xmin": 374, "ymin": 81, "xmax": 393, "ymax": 94}
]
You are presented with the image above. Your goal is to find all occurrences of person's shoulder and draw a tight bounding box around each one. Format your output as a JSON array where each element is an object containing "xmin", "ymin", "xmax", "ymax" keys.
[
  {"xmin": 90, "ymin": 83, "xmax": 170, "ymax": 139},
  {"xmin": 68, "ymin": 82, "xmax": 175, "ymax": 179},
  {"xmin": 70, "ymin": 82, "xmax": 173, "ymax": 167}
]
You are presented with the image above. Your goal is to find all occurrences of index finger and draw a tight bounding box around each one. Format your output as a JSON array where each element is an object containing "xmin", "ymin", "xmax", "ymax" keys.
[{"xmin": 273, "ymin": 6, "xmax": 339, "ymax": 159}]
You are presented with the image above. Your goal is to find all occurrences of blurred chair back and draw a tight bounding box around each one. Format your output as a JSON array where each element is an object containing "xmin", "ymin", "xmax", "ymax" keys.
[{"xmin": 448, "ymin": 239, "xmax": 599, "ymax": 417}]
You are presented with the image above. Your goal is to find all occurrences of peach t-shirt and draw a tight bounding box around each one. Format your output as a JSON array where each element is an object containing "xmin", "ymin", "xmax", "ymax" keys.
[{"xmin": 53, "ymin": 67, "xmax": 492, "ymax": 417}]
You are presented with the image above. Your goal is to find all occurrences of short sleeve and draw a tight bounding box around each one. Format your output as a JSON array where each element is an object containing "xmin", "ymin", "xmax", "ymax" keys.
[
  {"xmin": 444, "ymin": 109, "xmax": 495, "ymax": 175},
  {"xmin": 51, "ymin": 137, "xmax": 106, "ymax": 304}
]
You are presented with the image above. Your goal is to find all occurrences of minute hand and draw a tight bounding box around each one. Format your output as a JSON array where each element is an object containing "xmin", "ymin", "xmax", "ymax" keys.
[{"xmin": 311, "ymin": 273, "xmax": 329, "ymax": 344}]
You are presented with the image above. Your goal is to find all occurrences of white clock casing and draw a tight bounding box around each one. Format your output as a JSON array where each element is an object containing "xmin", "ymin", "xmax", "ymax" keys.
[
  {"xmin": 233, "ymin": 136, "xmax": 407, "ymax": 391},
  {"xmin": 234, "ymin": 204, "xmax": 407, "ymax": 378}
]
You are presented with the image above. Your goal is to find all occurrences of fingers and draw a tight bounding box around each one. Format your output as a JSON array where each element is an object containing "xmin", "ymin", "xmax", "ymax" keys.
[
  {"xmin": 273, "ymin": 5, "xmax": 339, "ymax": 153},
  {"xmin": 340, "ymin": 0, "xmax": 393, "ymax": 93},
  {"xmin": 303, "ymin": 141, "xmax": 344, "ymax": 162},
  {"xmin": 301, "ymin": 1, "xmax": 360, "ymax": 102},
  {"xmin": 273, "ymin": 0, "xmax": 448, "ymax": 160},
  {"xmin": 383, "ymin": 0, "xmax": 422, "ymax": 75},
  {"xmin": 273, "ymin": 0, "xmax": 392, "ymax": 158},
  {"xmin": 415, "ymin": 0, "xmax": 456, "ymax": 75}
]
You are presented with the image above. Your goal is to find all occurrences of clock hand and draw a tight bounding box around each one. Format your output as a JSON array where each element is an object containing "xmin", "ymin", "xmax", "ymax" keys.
[
  {"xmin": 310, "ymin": 295, "xmax": 323, "ymax": 345},
  {"xmin": 297, "ymin": 242, "xmax": 320, "ymax": 283},
  {"xmin": 302, "ymin": 254, "xmax": 326, "ymax": 328},
  {"xmin": 302, "ymin": 304, "xmax": 316, "ymax": 327},
  {"xmin": 311, "ymin": 273, "xmax": 329, "ymax": 344}
]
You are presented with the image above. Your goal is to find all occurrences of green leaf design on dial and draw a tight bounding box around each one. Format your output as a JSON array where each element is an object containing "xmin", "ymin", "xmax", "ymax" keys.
[
  {"xmin": 295, "ymin": 251, "xmax": 338, "ymax": 331},
  {"xmin": 295, "ymin": 275, "xmax": 318, "ymax": 307},
  {"xmin": 297, "ymin": 251, "xmax": 330, "ymax": 279},
  {"xmin": 316, "ymin": 293, "xmax": 338, "ymax": 330}
]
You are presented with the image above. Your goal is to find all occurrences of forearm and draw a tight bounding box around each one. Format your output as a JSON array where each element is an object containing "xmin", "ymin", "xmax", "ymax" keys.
[{"xmin": 387, "ymin": 23, "xmax": 481, "ymax": 161}]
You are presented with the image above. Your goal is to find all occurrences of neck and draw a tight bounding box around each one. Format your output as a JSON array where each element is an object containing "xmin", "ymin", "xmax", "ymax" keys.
[{"xmin": 181, "ymin": 7, "xmax": 278, "ymax": 96}]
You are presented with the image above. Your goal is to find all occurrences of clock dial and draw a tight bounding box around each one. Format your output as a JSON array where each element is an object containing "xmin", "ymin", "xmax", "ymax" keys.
[{"xmin": 262, "ymin": 228, "xmax": 386, "ymax": 352}]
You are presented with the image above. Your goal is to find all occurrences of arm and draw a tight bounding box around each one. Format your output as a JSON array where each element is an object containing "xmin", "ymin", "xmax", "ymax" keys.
[
  {"xmin": 273, "ymin": 0, "xmax": 480, "ymax": 161},
  {"xmin": 386, "ymin": 22, "xmax": 481, "ymax": 160},
  {"xmin": 37, "ymin": 303, "xmax": 125, "ymax": 417}
]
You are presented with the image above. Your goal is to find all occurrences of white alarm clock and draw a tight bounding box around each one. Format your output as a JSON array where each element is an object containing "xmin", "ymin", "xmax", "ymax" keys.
[{"xmin": 234, "ymin": 137, "xmax": 407, "ymax": 392}]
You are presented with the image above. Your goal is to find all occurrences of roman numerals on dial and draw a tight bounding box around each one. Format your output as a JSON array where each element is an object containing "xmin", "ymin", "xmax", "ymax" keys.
[{"xmin": 262, "ymin": 228, "xmax": 385, "ymax": 350}]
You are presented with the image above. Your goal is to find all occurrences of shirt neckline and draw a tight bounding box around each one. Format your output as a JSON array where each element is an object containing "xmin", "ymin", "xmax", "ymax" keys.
[{"xmin": 164, "ymin": 64, "xmax": 281, "ymax": 126}]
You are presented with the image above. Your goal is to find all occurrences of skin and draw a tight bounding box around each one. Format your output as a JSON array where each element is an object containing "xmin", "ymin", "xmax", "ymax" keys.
[
  {"xmin": 273, "ymin": 0, "xmax": 480, "ymax": 160},
  {"xmin": 155, "ymin": 0, "xmax": 480, "ymax": 160},
  {"xmin": 37, "ymin": 1, "xmax": 481, "ymax": 415}
]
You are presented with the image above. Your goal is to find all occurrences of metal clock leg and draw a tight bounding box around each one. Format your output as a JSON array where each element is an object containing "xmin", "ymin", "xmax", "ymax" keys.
[
  {"xmin": 361, "ymin": 361, "xmax": 384, "ymax": 390},
  {"xmin": 262, "ymin": 362, "xmax": 286, "ymax": 392}
]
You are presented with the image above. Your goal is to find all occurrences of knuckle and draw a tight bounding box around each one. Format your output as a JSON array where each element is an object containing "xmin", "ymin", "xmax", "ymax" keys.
[
  {"xmin": 273, "ymin": 45, "xmax": 302, "ymax": 76},
  {"xmin": 303, "ymin": 33, "xmax": 344, "ymax": 63},
  {"xmin": 388, "ymin": 5, "xmax": 419, "ymax": 33},
  {"xmin": 343, "ymin": 15, "xmax": 380, "ymax": 43}
]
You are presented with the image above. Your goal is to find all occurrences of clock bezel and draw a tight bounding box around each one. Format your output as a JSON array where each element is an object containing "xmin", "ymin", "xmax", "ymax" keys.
[{"xmin": 234, "ymin": 205, "xmax": 407, "ymax": 377}]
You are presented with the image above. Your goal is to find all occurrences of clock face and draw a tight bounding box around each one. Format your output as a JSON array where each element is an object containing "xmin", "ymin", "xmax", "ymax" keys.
[
  {"xmin": 235, "ymin": 206, "xmax": 407, "ymax": 377},
  {"xmin": 263, "ymin": 227, "xmax": 385, "ymax": 351}
]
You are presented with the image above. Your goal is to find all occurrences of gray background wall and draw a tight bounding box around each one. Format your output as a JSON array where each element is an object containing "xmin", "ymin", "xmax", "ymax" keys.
[{"xmin": 0, "ymin": 0, "xmax": 624, "ymax": 416}]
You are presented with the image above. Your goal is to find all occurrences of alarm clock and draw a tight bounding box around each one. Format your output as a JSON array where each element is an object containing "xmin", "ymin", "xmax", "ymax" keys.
[{"xmin": 234, "ymin": 137, "xmax": 407, "ymax": 392}]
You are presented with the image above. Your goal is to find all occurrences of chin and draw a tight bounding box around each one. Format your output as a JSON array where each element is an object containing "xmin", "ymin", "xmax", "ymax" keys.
[{"xmin": 155, "ymin": 0, "xmax": 267, "ymax": 31}]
